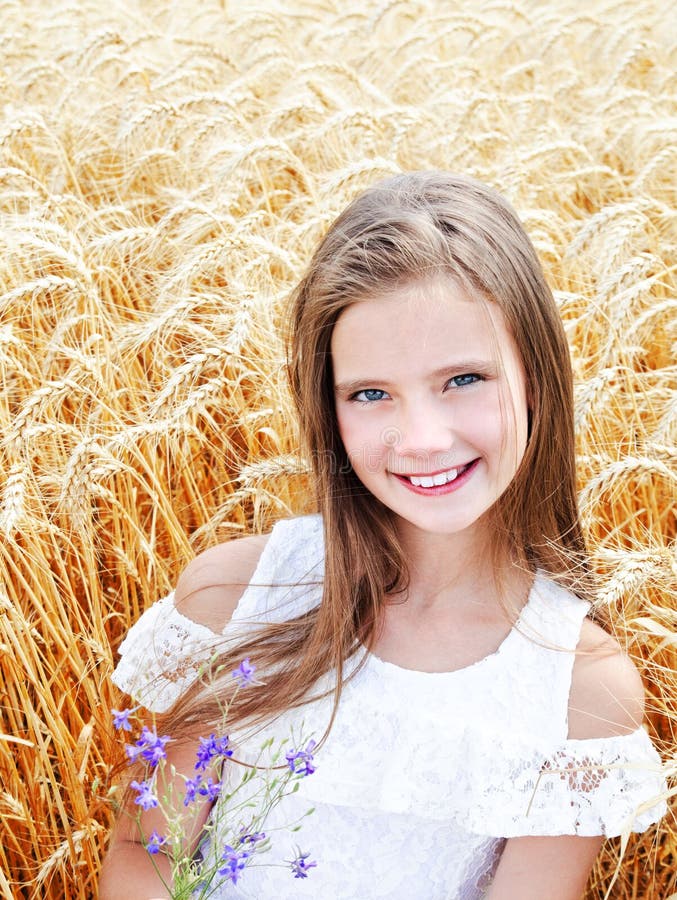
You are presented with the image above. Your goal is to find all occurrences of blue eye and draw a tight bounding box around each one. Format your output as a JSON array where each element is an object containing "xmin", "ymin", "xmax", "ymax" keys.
[
  {"xmin": 446, "ymin": 374, "xmax": 482, "ymax": 389},
  {"xmin": 352, "ymin": 389, "xmax": 389, "ymax": 403}
]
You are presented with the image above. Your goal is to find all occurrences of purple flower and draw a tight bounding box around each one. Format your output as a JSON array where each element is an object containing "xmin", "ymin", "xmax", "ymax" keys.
[
  {"xmin": 198, "ymin": 777, "xmax": 222, "ymax": 802},
  {"xmin": 195, "ymin": 733, "xmax": 233, "ymax": 772},
  {"xmin": 240, "ymin": 829, "xmax": 266, "ymax": 845},
  {"xmin": 218, "ymin": 844, "xmax": 251, "ymax": 884},
  {"xmin": 111, "ymin": 708, "xmax": 135, "ymax": 731},
  {"xmin": 130, "ymin": 779, "xmax": 158, "ymax": 810},
  {"xmin": 125, "ymin": 726, "xmax": 171, "ymax": 768},
  {"xmin": 146, "ymin": 830, "xmax": 167, "ymax": 855},
  {"xmin": 232, "ymin": 657, "xmax": 256, "ymax": 686},
  {"xmin": 288, "ymin": 849, "xmax": 317, "ymax": 879},
  {"xmin": 138, "ymin": 726, "xmax": 172, "ymax": 766},
  {"xmin": 285, "ymin": 740, "xmax": 317, "ymax": 777},
  {"xmin": 183, "ymin": 775, "xmax": 203, "ymax": 806},
  {"xmin": 125, "ymin": 742, "xmax": 144, "ymax": 764},
  {"xmin": 183, "ymin": 774, "xmax": 222, "ymax": 805}
]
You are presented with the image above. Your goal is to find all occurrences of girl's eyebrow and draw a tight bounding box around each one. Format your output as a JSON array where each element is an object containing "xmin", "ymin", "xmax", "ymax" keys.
[
  {"xmin": 334, "ymin": 360, "xmax": 499, "ymax": 394},
  {"xmin": 430, "ymin": 361, "xmax": 499, "ymax": 378}
]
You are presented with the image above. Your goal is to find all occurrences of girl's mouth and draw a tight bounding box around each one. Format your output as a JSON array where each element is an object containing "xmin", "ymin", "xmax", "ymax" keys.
[{"xmin": 392, "ymin": 460, "xmax": 477, "ymax": 495}]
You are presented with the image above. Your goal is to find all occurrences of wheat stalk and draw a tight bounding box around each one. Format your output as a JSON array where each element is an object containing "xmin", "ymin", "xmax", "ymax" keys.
[{"xmin": 0, "ymin": 0, "xmax": 674, "ymax": 897}]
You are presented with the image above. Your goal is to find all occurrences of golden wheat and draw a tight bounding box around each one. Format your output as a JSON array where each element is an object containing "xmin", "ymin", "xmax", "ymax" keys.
[{"xmin": 0, "ymin": 0, "xmax": 674, "ymax": 897}]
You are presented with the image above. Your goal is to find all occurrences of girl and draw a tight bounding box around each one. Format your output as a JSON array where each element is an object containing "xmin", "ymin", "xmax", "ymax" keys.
[{"xmin": 101, "ymin": 172, "xmax": 666, "ymax": 899}]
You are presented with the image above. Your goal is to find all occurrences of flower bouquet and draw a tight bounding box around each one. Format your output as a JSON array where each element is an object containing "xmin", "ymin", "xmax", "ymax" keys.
[{"xmin": 110, "ymin": 658, "xmax": 316, "ymax": 898}]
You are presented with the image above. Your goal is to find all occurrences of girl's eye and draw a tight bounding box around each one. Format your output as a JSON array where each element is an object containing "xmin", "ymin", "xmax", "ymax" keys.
[
  {"xmin": 445, "ymin": 373, "xmax": 482, "ymax": 389},
  {"xmin": 351, "ymin": 388, "xmax": 389, "ymax": 403}
]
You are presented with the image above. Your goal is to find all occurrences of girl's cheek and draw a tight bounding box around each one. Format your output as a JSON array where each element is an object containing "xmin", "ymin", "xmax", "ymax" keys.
[
  {"xmin": 336, "ymin": 411, "xmax": 370, "ymax": 451},
  {"xmin": 339, "ymin": 406, "xmax": 377, "ymax": 436},
  {"xmin": 460, "ymin": 402, "xmax": 497, "ymax": 438}
]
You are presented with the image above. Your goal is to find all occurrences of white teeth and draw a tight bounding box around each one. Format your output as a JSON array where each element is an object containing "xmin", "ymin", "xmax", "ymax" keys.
[
  {"xmin": 408, "ymin": 468, "xmax": 458, "ymax": 487},
  {"xmin": 432, "ymin": 471, "xmax": 452, "ymax": 486}
]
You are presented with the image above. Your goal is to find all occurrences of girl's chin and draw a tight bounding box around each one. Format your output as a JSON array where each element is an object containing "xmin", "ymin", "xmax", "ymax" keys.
[{"xmin": 392, "ymin": 510, "xmax": 488, "ymax": 540}]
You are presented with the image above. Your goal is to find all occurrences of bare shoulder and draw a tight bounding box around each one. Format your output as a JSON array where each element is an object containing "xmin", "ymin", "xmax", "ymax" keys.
[
  {"xmin": 174, "ymin": 532, "xmax": 270, "ymax": 634},
  {"xmin": 568, "ymin": 616, "xmax": 645, "ymax": 739}
]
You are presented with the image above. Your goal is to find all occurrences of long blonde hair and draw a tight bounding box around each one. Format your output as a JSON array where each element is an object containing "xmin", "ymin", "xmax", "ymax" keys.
[{"xmin": 162, "ymin": 171, "xmax": 590, "ymax": 739}]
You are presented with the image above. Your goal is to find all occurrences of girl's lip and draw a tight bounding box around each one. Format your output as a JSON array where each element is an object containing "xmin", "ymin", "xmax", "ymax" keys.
[{"xmin": 391, "ymin": 459, "xmax": 478, "ymax": 494}]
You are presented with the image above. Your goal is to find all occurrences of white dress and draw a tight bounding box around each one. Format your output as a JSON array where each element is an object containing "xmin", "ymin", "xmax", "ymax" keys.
[{"xmin": 113, "ymin": 514, "xmax": 666, "ymax": 899}]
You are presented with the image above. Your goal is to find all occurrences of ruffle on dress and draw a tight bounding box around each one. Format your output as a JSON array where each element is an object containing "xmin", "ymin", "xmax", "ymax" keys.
[
  {"xmin": 215, "ymin": 654, "xmax": 668, "ymax": 840},
  {"xmin": 290, "ymin": 707, "xmax": 667, "ymax": 837},
  {"xmin": 112, "ymin": 591, "xmax": 218, "ymax": 712}
]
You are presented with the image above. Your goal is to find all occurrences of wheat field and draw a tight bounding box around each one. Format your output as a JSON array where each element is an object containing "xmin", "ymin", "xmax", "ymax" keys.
[{"xmin": 0, "ymin": 0, "xmax": 674, "ymax": 897}]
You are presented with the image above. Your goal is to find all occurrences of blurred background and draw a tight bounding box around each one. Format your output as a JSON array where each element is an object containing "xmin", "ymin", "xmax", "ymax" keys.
[{"xmin": 0, "ymin": 0, "xmax": 674, "ymax": 896}]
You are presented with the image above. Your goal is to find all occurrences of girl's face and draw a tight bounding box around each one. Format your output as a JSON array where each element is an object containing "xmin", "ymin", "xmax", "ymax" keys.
[{"xmin": 331, "ymin": 277, "xmax": 529, "ymax": 544}]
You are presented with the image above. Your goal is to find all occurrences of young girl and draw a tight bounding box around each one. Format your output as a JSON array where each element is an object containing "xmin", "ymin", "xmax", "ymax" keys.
[{"xmin": 101, "ymin": 172, "xmax": 666, "ymax": 899}]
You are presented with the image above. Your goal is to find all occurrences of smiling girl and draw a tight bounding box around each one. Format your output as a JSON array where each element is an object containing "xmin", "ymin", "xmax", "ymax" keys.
[{"xmin": 101, "ymin": 172, "xmax": 665, "ymax": 899}]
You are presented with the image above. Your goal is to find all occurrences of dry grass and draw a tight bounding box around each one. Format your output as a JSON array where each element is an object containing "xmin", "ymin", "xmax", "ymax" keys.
[{"xmin": 0, "ymin": 0, "xmax": 674, "ymax": 896}]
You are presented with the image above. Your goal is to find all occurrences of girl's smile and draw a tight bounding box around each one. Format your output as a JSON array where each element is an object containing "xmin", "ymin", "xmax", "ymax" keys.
[
  {"xmin": 331, "ymin": 277, "xmax": 530, "ymax": 544},
  {"xmin": 392, "ymin": 458, "xmax": 478, "ymax": 493}
]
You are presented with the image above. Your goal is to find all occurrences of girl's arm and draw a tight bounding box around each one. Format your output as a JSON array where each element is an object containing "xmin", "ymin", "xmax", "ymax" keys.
[
  {"xmin": 100, "ymin": 533, "xmax": 269, "ymax": 899},
  {"xmin": 99, "ymin": 739, "xmax": 212, "ymax": 900},
  {"xmin": 487, "ymin": 620, "xmax": 646, "ymax": 900},
  {"xmin": 485, "ymin": 834, "xmax": 604, "ymax": 900}
]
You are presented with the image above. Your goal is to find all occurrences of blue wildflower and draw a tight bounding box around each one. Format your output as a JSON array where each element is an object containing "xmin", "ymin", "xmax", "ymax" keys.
[
  {"xmin": 288, "ymin": 849, "xmax": 317, "ymax": 879},
  {"xmin": 198, "ymin": 778, "xmax": 222, "ymax": 802},
  {"xmin": 183, "ymin": 775, "xmax": 203, "ymax": 806},
  {"xmin": 125, "ymin": 726, "xmax": 171, "ymax": 767},
  {"xmin": 232, "ymin": 657, "xmax": 256, "ymax": 686},
  {"xmin": 125, "ymin": 742, "xmax": 143, "ymax": 764},
  {"xmin": 240, "ymin": 829, "xmax": 266, "ymax": 845},
  {"xmin": 130, "ymin": 779, "xmax": 158, "ymax": 810},
  {"xmin": 183, "ymin": 775, "xmax": 222, "ymax": 805},
  {"xmin": 194, "ymin": 733, "xmax": 233, "ymax": 772},
  {"xmin": 146, "ymin": 830, "xmax": 167, "ymax": 855},
  {"xmin": 137, "ymin": 726, "xmax": 171, "ymax": 766},
  {"xmin": 217, "ymin": 844, "xmax": 250, "ymax": 884},
  {"xmin": 111, "ymin": 708, "xmax": 135, "ymax": 732},
  {"xmin": 285, "ymin": 740, "xmax": 317, "ymax": 777}
]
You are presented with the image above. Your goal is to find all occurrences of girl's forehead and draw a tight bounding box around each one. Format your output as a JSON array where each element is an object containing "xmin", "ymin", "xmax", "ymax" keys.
[{"xmin": 330, "ymin": 278, "xmax": 517, "ymax": 370}]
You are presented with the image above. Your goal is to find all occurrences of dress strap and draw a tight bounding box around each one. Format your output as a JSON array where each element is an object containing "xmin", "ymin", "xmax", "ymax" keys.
[
  {"xmin": 229, "ymin": 514, "xmax": 324, "ymax": 627},
  {"xmin": 504, "ymin": 575, "xmax": 592, "ymax": 742},
  {"xmin": 518, "ymin": 574, "xmax": 591, "ymax": 651}
]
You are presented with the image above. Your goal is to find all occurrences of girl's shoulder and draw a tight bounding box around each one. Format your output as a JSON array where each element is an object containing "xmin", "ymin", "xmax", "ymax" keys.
[
  {"xmin": 174, "ymin": 532, "xmax": 271, "ymax": 635},
  {"xmin": 568, "ymin": 615, "xmax": 645, "ymax": 740}
]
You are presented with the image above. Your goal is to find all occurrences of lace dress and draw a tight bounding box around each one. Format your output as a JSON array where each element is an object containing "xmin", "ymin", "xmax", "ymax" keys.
[{"xmin": 112, "ymin": 514, "xmax": 666, "ymax": 899}]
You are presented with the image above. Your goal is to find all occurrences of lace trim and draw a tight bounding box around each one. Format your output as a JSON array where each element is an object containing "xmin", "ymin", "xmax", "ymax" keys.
[{"xmin": 111, "ymin": 593, "xmax": 218, "ymax": 711}]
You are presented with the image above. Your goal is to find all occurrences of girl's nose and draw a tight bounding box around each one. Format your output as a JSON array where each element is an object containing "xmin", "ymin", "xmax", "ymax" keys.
[{"xmin": 387, "ymin": 402, "xmax": 455, "ymax": 459}]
